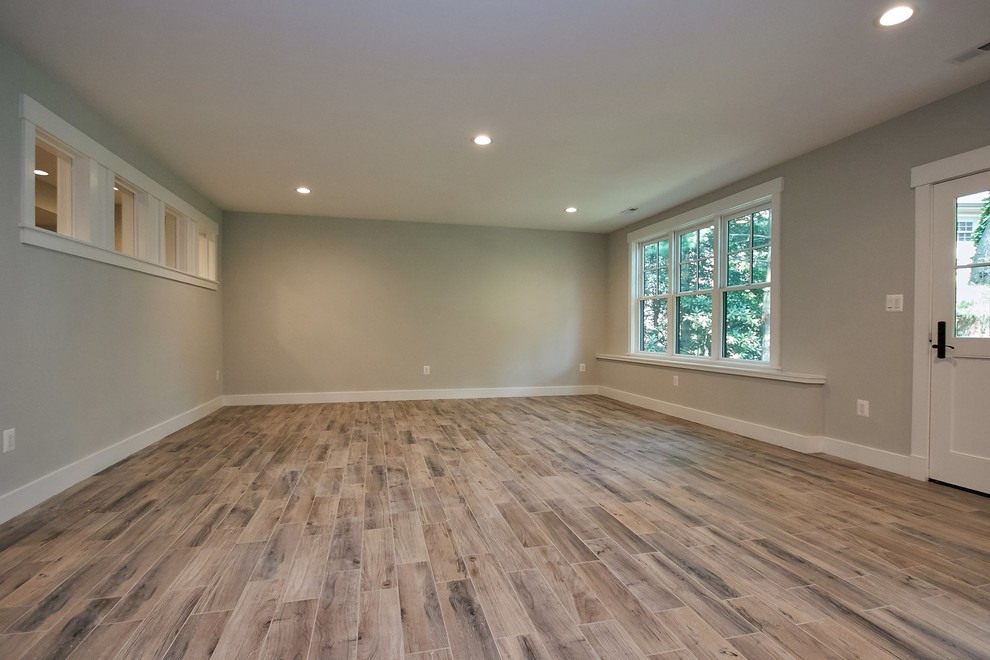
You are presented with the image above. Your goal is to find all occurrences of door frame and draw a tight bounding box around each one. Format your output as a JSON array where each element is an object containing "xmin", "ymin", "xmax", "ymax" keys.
[{"xmin": 910, "ymin": 144, "xmax": 990, "ymax": 481}]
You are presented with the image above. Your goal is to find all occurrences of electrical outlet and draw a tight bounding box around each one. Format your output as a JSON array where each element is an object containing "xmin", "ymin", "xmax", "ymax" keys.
[
  {"xmin": 3, "ymin": 428, "xmax": 14, "ymax": 453},
  {"xmin": 672, "ymin": 375, "xmax": 679, "ymax": 387},
  {"xmin": 857, "ymin": 400, "xmax": 870, "ymax": 417},
  {"xmin": 579, "ymin": 363, "xmax": 586, "ymax": 373},
  {"xmin": 423, "ymin": 365, "xmax": 430, "ymax": 375}
]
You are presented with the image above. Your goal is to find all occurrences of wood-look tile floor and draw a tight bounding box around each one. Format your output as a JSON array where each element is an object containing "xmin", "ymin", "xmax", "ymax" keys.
[{"xmin": 1, "ymin": 396, "xmax": 989, "ymax": 659}]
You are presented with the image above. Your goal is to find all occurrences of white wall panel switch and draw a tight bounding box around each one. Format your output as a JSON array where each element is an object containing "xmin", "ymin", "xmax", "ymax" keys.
[
  {"xmin": 3, "ymin": 428, "xmax": 14, "ymax": 453},
  {"xmin": 885, "ymin": 294, "xmax": 904, "ymax": 312}
]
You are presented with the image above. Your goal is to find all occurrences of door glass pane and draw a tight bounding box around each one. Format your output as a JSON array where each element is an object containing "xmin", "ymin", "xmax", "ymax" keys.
[
  {"xmin": 956, "ymin": 266, "xmax": 990, "ymax": 337},
  {"xmin": 955, "ymin": 190, "xmax": 990, "ymax": 337},
  {"xmin": 956, "ymin": 191, "xmax": 988, "ymax": 267},
  {"xmin": 676, "ymin": 294, "xmax": 712, "ymax": 356}
]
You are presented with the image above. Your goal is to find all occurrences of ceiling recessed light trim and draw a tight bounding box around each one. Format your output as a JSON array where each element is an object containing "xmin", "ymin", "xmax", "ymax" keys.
[
  {"xmin": 877, "ymin": 5, "xmax": 914, "ymax": 27},
  {"xmin": 565, "ymin": 207, "xmax": 578, "ymax": 213},
  {"xmin": 34, "ymin": 169, "xmax": 49, "ymax": 176},
  {"xmin": 472, "ymin": 134, "xmax": 492, "ymax": 146},
  {"xmin": 296, "ymin": 186, "xmax": 311, "ymax": 194}
]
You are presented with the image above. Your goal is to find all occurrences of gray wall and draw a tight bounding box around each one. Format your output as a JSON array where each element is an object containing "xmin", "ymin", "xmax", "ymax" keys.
[
  {"xmin": 222, "ymin": 213, "xmax": 605, "ymax": 395},
  {"xmin": 603, "ymin": 80, "xmax": 990, "ymax": 454},
  {"xmin": 3, "ymin": 22, "xmax": 989, "ymax": 516},
  {"xmin": 0, "ymin": 39, "xmax": 223, "ymax": 505}
]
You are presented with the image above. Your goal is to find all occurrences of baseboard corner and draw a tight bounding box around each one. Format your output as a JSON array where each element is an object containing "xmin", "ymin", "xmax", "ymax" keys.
[
  {"xmin": 0, "ymin": 396, "xmax": 223, "ymax": 525},
  {"xmin": 597, "ymin": 386, "xmax": 821, "ymax": 454},
  {"xmin": 597, "ymin": 386, "xmax": 917, "ymax": 479}
]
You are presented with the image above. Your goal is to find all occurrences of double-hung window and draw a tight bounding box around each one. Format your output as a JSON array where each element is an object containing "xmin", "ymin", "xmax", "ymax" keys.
[{"xmin": 630, "ymin": 179, "xmax": 782, "ymax": 368}]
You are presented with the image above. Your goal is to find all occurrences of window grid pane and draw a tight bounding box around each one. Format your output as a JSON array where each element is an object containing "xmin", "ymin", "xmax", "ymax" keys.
[
  {"xmin": 640, "ymin": 298, "xmax": 668, "ymax": 352},
  {"xmin": 34, "ymin": 139, "xmax": 71, "ymax": 235},
  {"xmin": 727, "ymin": 252, "xmax": 751, "ymax": 287},
  {"xmin": 638, "ymin": 238, "xmax": 671, "ymax": 353},
  {"xmin": 727, "ymin": 217, "xmax": 750, "ymax": 252},
  {"xmin": 724, "ymin": 288, "xmax": 770, "ymax": 360},
  {"xmin": 725, "ymin": 210, "xmax": 772, "ymax": 290},
  {"xmin": 679, "ymin": 226, "xmax": 714, "ymax": 293},
  {"xmin": 753, "ymin": 209, "xmax": 771, "ymax": 246},
  {"xmin": 639, "ymin": 239, "xmax": 670, "ymax": 296},
  {"xmin": 676, "ymin": 293, "xmax": 712, "ymax": 356},
  {"xmin": 114, "ymin": 178, "xmax": 137, "ymax": 256}
]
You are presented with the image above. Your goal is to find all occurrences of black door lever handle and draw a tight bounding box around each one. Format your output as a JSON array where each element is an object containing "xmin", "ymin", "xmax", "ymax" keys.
[{"xmin": 932, "ymin": 321, "xmax": 955, "ymax": 359}]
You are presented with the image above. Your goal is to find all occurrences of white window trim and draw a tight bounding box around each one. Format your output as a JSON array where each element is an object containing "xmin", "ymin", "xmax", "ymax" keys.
[
  {"xmin": 627, "ymin": 178, "xmax": 783, "ymax": 372},
  {"xmin": 595, "ymin": 352, "xmax": 824, "ymax": 384},
  {"xmin": 19, "ymin": 95, "xmax": 218, "ymax": 289},
  {"xmin": 19, "ymin": 227, "xmax": 218, "ymax": 288}
]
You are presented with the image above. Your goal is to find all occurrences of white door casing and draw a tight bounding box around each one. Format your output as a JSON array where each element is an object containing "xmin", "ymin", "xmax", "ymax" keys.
[
  {"xmin": 912, "ymin": 145, "xmax": 990, "ymax": 492},
  {"xmin": 929, "ymin": 173, "xmax": 990, "ymax": 493}
]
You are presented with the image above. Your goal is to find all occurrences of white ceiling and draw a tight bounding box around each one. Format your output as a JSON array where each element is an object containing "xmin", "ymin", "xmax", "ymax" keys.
[{"xmin": 2, "ymin": 1, "xmax": 989, "ymax": 233}]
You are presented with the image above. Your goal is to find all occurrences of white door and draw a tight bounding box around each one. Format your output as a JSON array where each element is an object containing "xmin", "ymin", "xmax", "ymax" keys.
[{"xmin": 930, "ymin": 171, "xmax": 990, "ymax": 494}]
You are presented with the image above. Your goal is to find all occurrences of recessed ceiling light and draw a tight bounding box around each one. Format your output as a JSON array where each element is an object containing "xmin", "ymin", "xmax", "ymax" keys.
[
  {"xmin": 34, "ymin": 169, "xmax": 49, "ymax": 176},
  {"xmin": 565, "ymin": 207, "xmax": 578, "ymax": 213},
  {"xmin": 113, "ymin": 186, "xmax": 119, "ymax": 191},
  {"xmin": 296, "ymin": 186, "xmax": 311, "ymax": 194},
  {"xmin": 877, "ymin": 5, "xmax": 914, "ymax": 26},
  {"xmin": 473, "ymin": 135, "xmax": 492, "ymax": 146}
]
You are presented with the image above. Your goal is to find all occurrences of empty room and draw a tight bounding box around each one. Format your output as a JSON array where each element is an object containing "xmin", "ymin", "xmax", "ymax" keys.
[{"xmin": 1, "ymin": 2, "xmax": 990, "ymax": 659}]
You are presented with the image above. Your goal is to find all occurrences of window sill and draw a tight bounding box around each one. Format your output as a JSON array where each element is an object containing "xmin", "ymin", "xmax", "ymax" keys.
[
  {"xmin": 20, "ymin": 226, "xmax": 218, "ymax": 290},
  {"xmin": 596, "ymin": 353, "xmax": 826, "ymax": 385}
]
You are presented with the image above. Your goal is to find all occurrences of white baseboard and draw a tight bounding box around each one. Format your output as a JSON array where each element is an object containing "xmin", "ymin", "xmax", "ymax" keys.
[
  {"xmin": 598, "ymin": 386, "xmax": 822, "ymax": 454},
  {"xmin": 598, "ymin": 386, "xmax": 915, "ymax": 478},
  {"xmin": 223, "ymin": 385, "xmax": 598, "ymax": 406},
  {"xmin": 0, "ymin": 397, "xmax": 224, "ymax": 525},
  {"xmin": 818, "ymin": 436, "xmax": 913, "ymax": 478},
  {"xmin": 0, "ymin": 385, "xmax": 924, "ymax": 526}
]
